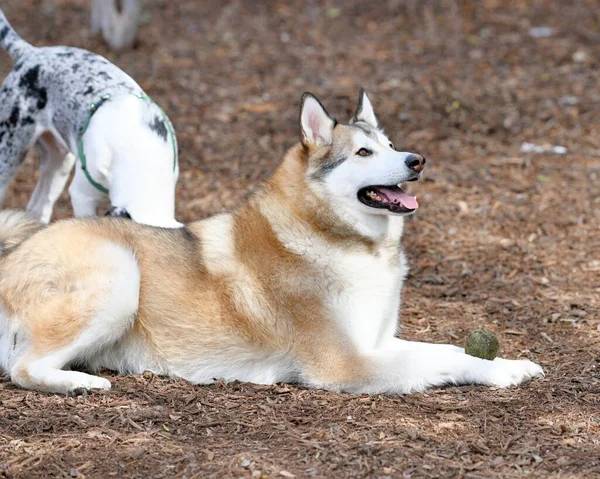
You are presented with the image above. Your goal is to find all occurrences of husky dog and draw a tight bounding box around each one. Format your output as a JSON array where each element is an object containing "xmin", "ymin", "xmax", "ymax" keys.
[
  {"xmin": 0, "ymin": 8, "xmax": 180, "ymax": 227},
  {"xmin": 0, "ymin": 90, "xmax": 543, "ymax": 394}
]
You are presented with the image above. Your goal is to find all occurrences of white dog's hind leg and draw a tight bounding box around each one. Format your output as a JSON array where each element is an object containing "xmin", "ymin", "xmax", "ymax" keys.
[
  {"xmin": 27, "ymin": 133, "xmax": 76, "ymax": 223},
  {"xmin": 11, "ymin": 349, "xmax": 113, "ymax": 394},
  {"xmin": 107, "ymin": 129, "xmax": 180, "ymax": 227},
  {"xmin": 68, "ymin": 163, "xmax": 105, "ymax": 218},
  {"xmin": 9, "ymin": 243, "xmax": 140, "ymax": 394}
]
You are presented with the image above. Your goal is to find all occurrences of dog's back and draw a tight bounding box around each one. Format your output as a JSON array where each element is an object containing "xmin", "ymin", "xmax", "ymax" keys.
[{"xmin": 1, "ymin": 7, "xmax": 143, "ymax": 146}]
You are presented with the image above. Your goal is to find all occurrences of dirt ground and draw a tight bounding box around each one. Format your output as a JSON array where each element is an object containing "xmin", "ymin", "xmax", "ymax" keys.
[{"xmin": 0, "ymin": 0, "xmax": 599, "ymax": 477}]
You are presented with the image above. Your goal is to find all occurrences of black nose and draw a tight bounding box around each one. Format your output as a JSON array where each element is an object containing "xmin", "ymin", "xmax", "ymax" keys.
[{"xmin": 405, "ymin": 154, "xmax": 426, "ymax": 172}]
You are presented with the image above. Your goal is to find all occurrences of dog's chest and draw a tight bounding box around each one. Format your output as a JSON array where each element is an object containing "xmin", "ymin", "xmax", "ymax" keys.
[{"xmin": 325, "ymin": 245, "xmax": 406, "ymax": 350}]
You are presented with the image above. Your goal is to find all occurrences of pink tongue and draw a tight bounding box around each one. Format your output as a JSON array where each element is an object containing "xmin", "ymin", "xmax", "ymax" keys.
[{"xmin": 375, "ymin": 187, "xmax": 419, "ymax": 209}]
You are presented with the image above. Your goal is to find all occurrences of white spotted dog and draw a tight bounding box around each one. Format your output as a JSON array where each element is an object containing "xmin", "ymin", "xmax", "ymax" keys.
[
  {"xmin": 0, "ymin": 8, "xmax": 180, "ymax": 227},
  {"xmin": 0, "ymin": 89, "xmax": 543, "ymax": 395}
]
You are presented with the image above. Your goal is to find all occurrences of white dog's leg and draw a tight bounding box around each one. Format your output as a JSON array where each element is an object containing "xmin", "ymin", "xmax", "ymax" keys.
[
  {"xmin": 355, "ymin": 350, "xmax": 543, "ymax": 394},
  {"xmin": 68, "ymin": 163, "xmax": 104, "ymax": 218},
  {"xmin": 27, "ymin": 134, "xmax": 76, "ymax": 223}
]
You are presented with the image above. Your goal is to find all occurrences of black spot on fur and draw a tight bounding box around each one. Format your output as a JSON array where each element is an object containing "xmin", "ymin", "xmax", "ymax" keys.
[
  {"xmin": 0, "ymin": 131, "xmax": 6, "ymax": 143},
  {"xmin": 83, "ymin": 52, "xmax": 97, "ymax": 63},
  {"xmin": 21, "ymin": 116, "xmax": 35, "ymax": 126},
  {"xmin": 0, "ymin": 27, "xmax": 9, "ymax": 42},
  {"xmin": 83, "ymin": 86, "xmax": 95, "ymax": 96},
  {"xmin": 56, "ymin": 52, "xmax": 74, "ymax": 58},
  {"xmin": 36, "ymin": 89, "xmax": 47, "ymax": 109},
  {"xmin": 97, "ymin": 71, "xmax": 112, "ymax": 81},
  {"xmin": 14, "ymin": 61, "xmax": 23, "ymax": 72},
  {"xmin": 18, "ymin": 65, "xmax": 48, "ymax": 110},
  {"xmin": 149, "ymin": 116, "xmax": 168, "ymax": 142},
  {"xmin": 8, "ymin": 106, "xmax": 20, "ymax": 127},
  {"xmin": 71, "ymin": 63, "xmax": 80, "ymax": 73},
  {"xmin": 19, "ymin": 65, "xmax": 40, "ymax": 88}
]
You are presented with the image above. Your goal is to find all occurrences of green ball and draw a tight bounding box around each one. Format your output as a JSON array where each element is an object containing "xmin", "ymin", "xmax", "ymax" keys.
[{"xmin": 465, "ymin": 329, "xmax": 499, "ymax": 360}]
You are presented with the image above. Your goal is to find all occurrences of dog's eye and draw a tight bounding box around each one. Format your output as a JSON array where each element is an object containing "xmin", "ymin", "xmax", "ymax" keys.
[
  {"xmin": 389, "ymin": 142, "xmax": 395, "ymax": 150},
  {"xmin": 357, "ymin": 148, "xmax": 372, "ymax": 157}
]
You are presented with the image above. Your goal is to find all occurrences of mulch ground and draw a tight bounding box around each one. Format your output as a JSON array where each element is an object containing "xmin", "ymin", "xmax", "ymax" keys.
[{"xmin": 1, "ymin": 0, "xmax": 599, "ymax": 477}]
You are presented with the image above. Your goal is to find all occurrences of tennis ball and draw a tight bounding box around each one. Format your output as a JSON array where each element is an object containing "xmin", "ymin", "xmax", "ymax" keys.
[{"xmin": 465, "ymin": 329, "xmax": 499, "ymax": 360}]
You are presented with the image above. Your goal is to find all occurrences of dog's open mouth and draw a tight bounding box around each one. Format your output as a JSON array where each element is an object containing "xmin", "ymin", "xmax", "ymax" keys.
[{"xmin": 357, "ymin": 185, "xmax": 419, "ymax": 213}]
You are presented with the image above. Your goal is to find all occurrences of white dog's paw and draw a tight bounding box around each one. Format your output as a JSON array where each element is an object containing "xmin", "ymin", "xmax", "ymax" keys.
[
  {"xmin": 67, "ymin": 374, "xmax": 112, "ymax": 394},
  {"xmin": 488, "ymin": 358, "xmax": 544, "ymax": 388}
]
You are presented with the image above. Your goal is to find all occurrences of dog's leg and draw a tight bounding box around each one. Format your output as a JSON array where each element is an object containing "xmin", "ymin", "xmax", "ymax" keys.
[
  {"xmin": 300, "ymin": 336, "xmax": 543, "ymax": 394},
  {"xmin": 362, "ymin": 350, "xmax": 542, "ymax": 394},
  {"xmin": 8, "ymin": 243, "xmax": 140, "ymax": 394},
  {"xmin": 0, "ymin": 94, "xmax": 39, "ymax": 207},
  {"xmin": 68, "ymin": 164, "xmax": 104, "ymax": 217},
  {"xmin": 27, "ymin": 132, "xmax": 76, "ymax": 223},
  {"xmin": 90, "ymin": 0, "xmax": 104, "ymax": 35},
  {"xmin": 97, "ymin": 0, "xmax": 142, "ymax": 51}
]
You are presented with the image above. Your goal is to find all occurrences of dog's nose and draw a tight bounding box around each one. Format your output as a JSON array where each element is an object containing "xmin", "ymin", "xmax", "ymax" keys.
[{"xmin": 405, "ymin": 154, "xmax": 426, "ymax": 172}]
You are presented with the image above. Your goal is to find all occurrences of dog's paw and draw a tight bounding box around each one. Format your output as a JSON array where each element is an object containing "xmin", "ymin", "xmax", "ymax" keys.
[
  {"xmin": 67, "ymin": 375, "xmax": 112, "ymax": 394},
  {"xmin": 105, "ymin": 207, "xmax": 131, "ymax": 219},
  {"xmin": 488, "ymin": 358, "xmax": 544, "ymax": 388}
]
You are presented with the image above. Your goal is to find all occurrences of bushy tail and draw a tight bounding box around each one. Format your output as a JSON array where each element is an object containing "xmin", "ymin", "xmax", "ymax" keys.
[
  {"xmin": 0, "ymin": 210, "xmax": 43, "ymax": 254},
  {"xmin": 0, "ymin": 8, "xmax": 34, "ymax": 61}
]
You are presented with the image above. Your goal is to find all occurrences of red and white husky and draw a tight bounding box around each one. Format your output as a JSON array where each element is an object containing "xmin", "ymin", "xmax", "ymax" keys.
[{"xmin": 0, "ymin": 90, "xmax": 543, "ymax": 394}]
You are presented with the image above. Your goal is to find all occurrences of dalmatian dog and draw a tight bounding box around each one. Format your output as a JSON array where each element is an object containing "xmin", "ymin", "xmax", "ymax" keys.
[{"xmin": 0, "ymin": 8, "xmax": 180, "ymax": 227}]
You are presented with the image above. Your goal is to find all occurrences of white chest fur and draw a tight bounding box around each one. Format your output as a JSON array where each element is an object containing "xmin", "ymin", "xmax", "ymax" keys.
[{"xmin": 326, "ymin": 245, "xmax": 407, "ymax": 351}]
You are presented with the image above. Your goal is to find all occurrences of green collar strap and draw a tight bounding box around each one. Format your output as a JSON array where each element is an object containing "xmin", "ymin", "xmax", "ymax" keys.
[{"xmin": 77, "ymin": 92, "xmax": 178, "ymax": 195}]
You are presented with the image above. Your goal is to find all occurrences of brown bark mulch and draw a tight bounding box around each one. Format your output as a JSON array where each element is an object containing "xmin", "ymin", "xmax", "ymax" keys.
[{"xmin": 0, "ymin": 1, "xmax": 599, "ymax": 477}]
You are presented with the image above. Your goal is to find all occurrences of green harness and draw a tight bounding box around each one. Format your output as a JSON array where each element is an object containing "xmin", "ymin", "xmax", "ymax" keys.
[{"xmin": 77, "ymin": 92, "xmax": 178, "ymax": 194}]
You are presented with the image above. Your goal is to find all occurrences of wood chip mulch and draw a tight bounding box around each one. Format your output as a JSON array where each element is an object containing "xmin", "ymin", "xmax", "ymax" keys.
[{"xmin": 1, "ymin": 0, "xmax": 599, "ymax": 477}]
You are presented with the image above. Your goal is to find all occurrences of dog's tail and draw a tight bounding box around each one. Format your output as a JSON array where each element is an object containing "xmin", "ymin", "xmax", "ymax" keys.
[
  {"xmin": 0, "ymin": 210, "xmax": 43, "ymax": 254},
  {"xmin": 0, "ymin": 8, "xmax": 34, "ymax": 61}
]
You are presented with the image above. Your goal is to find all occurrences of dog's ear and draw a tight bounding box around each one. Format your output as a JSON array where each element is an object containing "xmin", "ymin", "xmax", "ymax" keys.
[
  {"xmin": 351, "ymin": 88, "xmax": 378, "ymax": 128},
  {"xmin": 300, "ymin": 93, "xmax": 336, "ymax": 147}
]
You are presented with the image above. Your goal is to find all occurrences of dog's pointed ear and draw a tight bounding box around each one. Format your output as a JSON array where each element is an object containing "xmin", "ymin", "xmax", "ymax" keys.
[
  {"xmin": 300, "ymin": 93, "xmax": 336, "ymax": 148},
  {"xmin": 351, "ymin": 88, "xmax": 378, "ymax": 128}
]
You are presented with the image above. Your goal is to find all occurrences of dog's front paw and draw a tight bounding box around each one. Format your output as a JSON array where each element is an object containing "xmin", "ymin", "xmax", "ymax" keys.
[
  {"xmin": 67, "ymin": 375, "xmax": 112, "ymax": 394},
  {"xmin": 488, "ymin": 358, "xmax": 544, "ymax": 388}
]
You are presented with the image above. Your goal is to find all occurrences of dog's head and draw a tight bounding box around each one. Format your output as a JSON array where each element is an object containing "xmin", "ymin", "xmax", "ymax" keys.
[{"xmin": 300, "ymin": 89, "xmax": 425, "ymax": 218}]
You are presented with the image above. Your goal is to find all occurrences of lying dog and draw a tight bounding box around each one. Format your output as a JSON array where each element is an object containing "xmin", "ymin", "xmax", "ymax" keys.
[
  {"xmin": 0, "ymin": 90, "xmax": 543, "ymax": 394},
  {"xmin": 0, "ymin": 8, "xmax": 180, "ymax": 227}
]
